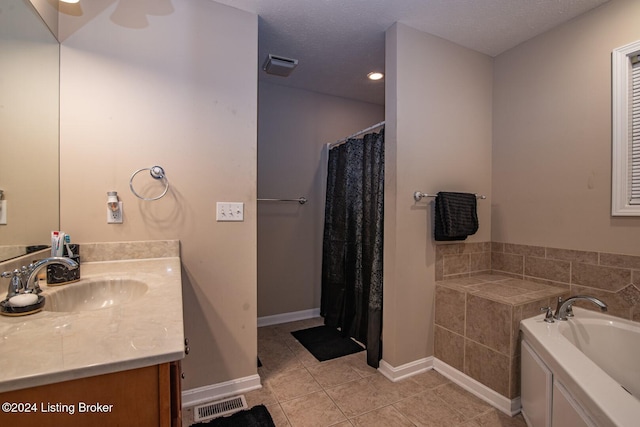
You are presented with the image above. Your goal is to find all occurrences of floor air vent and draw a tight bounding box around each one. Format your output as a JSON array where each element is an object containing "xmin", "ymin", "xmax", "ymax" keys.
[{"xmin": 194, "ymin": 395, "xmax": 247, "ymax": 422}]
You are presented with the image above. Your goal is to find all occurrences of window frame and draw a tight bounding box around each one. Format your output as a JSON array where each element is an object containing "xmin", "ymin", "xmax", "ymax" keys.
[{"xmin": 612, "ymin": 40, "xmax": 640, "ymax": 216}]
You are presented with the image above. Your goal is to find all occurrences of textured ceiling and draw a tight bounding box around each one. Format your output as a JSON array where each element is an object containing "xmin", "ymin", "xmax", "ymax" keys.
[{"xmin": 217, "ymin": 0, "xmax": 609, "ymax": 105}]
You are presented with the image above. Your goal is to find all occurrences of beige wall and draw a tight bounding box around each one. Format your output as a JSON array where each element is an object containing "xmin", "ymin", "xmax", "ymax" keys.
[
  {"xmin": 384, "ymin": 23, "xmax": 493, "ymax": 367},
  {"xmin": 59, "ymin": 0, "xmax": 258, "ymax": 390},
  {"xmin": 257, "ymin": 82, "xmax": 384, "ymax": 317},
  {"xmin": 493, "ymin": 0, "xmax": 640, "ymax": 255}
]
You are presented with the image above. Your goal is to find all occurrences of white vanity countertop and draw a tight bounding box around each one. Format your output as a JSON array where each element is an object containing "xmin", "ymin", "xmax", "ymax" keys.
[{"xmin": 0, "ymin": 257, "xmax": 185, "ymax": 393}]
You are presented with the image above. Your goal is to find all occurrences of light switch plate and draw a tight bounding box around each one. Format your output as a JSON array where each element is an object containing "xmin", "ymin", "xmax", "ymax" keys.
[{"xmin": 216, "ymin": 202, "xmax": 244, "ymax": 221}]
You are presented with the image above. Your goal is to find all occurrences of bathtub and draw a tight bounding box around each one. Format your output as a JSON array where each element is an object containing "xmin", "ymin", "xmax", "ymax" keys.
[{"xmin": 520, "ymin": 307, "xmax": 640, "ymax": 427}]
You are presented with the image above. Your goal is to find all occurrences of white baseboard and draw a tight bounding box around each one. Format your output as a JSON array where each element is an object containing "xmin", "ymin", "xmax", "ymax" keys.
[
  {"xmin": 181, "ymin": 374, "xmax": 262, "ymax": 408},
  {"xmin": 376, "ymin": 357, "xmax": 521, "ymax": 416},
  {"xmin": 257, "ymin": 308, "xmax": 320, "ymax": 327},
  {"xmin": 433, "ymin": 358, "xmax": 521, "ymax": 416},
  {"xmin": 378, "ymin": 357, "xmax": 433, "ymax": 382}
]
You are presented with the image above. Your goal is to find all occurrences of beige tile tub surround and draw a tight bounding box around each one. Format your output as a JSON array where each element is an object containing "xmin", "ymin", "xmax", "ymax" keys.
[
  {"xmin": 435, "ymin": 242, "xmax": 492, "ymax": 281},
  {"xmin": 491, "ymin": 242, "xmax": 640, "ymax": 321},
  {"xmin": 437, "ymin": 241, "xmax": 640, "ymax": 321},
  {"xmin": 434, "ymin": 275, "xmax": 566, "ymax": 399},
  {"xmin": 435, "ymin": 240, "xmax": 640, "ymax": 401}
]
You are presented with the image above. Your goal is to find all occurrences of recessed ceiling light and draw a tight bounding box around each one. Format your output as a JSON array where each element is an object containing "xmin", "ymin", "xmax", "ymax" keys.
[
  {"xmin": 367, "ymin": 72, "xmax": 384, "ymax": 81},
  {"xmin": 60, "ymin": 0, "xmax": 80, "ymax": 3}
]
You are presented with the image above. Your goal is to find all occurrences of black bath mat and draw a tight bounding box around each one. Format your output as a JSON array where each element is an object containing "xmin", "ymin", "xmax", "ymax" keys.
[
  {"xmin": 291, "ymin": 325, "xmax": 364, "ymax": 361},
  {"xmin": 193, "ymin": 404, "xmax": 275, "ymax": 427}
]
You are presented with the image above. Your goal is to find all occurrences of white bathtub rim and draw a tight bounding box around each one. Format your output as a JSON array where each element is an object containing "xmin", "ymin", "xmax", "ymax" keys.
[{"xmin": 520, "ymin": 308, "xmax": 640, "ymax": 427}]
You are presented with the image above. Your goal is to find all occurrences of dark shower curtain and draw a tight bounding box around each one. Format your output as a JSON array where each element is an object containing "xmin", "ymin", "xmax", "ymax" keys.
[{"xmin": 321, "ymin": 129, "xmax": 384, "ymax": 368}]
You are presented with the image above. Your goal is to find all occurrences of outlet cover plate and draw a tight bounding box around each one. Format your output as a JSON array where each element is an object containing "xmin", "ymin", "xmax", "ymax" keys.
[
  {"xmin": 216, "ymin": 202, "xmax": 244, "ymax": 222},
  {"xmin": 0, "ymin": 200, "xmax": 6, "ymax": 225},
  {"xmin": 107, "ymin": 202, "xmax": 123, "ymax": 224}
]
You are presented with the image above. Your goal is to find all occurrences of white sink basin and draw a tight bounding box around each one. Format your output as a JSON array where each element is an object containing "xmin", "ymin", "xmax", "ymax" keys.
[{"xmin": 44, "ymin": 278, "xmax": 148, "ymax": 312}]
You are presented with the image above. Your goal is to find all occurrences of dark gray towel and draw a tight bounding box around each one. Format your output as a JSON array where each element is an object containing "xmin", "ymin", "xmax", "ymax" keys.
[{"xmin": 434, "ymin": 192, "xmax": 478, "ymax": 241}]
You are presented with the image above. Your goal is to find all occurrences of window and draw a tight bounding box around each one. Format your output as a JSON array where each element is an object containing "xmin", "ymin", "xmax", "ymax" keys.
[{"xmin": 612, "ymin": 40, "xmax": 640, "ymax": 216}]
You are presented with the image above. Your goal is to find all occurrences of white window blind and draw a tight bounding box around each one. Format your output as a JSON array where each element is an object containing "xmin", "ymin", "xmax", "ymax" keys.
[
  {"xmin": 631, "ymin": 55, "xmax": 640, "ymax": 204},
  {"xmin": 612, "ymin": 41, "xmax": 640, "ymax": 216}
]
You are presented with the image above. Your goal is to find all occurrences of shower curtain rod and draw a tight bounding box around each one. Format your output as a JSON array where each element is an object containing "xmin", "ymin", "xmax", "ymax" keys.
[{"xmin": 329, "ymin": 120, "xmax": 385, "ymax": 149}]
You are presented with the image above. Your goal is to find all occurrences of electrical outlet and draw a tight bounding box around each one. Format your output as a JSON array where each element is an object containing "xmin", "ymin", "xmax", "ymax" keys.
[
  {"xmin": 216, "ymin": 202, "xmax": 244, "ymax": 222},
  {"xmin": 107, "ymin": 202, "xmax": 123, "ymax": 224},
  {"xmin": 0, "ymin": 200, "xmax": 6, "ymax": 225}
]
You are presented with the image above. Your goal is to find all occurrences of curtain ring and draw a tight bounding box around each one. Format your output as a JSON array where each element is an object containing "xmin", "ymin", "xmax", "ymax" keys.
[{"xmin": 129, "ymin": 166, "xmax": 170, "ymax": 201}]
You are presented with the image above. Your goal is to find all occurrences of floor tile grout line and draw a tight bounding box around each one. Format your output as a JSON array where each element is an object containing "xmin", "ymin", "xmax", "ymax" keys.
[
  {"xmin": 257, "ymin": 318, "xmax": 527, "ymax": 427},
  {"xmin": 263, "ymin": 323, "xmax": 429, "ymax": 424},
  {"xmin": 322, "ymin": 378, "xmax": 353, "ymax": 426}
]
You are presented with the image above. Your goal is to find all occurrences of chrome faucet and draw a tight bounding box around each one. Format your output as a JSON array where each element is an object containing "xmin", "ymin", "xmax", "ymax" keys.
[
  {"xmin": 553, "ymin": 295, "xmax": 607, "ymax": 321},
  {"xmin": 23, "ymin": 257, "xmax": 79, "ymax": 294}
]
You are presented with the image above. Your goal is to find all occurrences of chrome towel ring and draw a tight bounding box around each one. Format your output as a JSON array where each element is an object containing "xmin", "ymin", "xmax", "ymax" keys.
[{"xmin": 129, "ymin": 166, "xmax": 170, "ymax": 201}]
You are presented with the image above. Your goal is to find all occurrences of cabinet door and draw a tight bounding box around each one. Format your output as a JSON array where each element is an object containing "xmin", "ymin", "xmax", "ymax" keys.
[
  {"xmin": 552, "ymin": 381, "xmax": 597, "ymax": 427},
  {"xmin": 521, "ymin": 340, "xmax": 552, "ymax": 427},
  {"xmin": 0, "ymin": 364, "xmax": 172, "ymax": 427}
]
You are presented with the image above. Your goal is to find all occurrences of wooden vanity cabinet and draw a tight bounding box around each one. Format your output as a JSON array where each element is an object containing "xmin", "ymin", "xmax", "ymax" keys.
[{"xmin": 0, "ymin": 361, "xmax": 182, "ymax": 427}]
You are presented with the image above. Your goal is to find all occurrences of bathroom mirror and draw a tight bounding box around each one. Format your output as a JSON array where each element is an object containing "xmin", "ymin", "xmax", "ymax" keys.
[{"xmin": 0, "ymin": 0, "xmax": 60, "ymax": 262}]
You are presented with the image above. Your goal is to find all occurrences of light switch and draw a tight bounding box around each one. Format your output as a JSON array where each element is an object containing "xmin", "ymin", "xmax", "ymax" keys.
[{"xmin": 216, "ymin": 202, "xmax": 244, "ymax": 222}]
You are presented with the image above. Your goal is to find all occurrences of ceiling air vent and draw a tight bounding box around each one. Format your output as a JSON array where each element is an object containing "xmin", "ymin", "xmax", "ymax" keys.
[
  {"xmin": 193, "ymin": 395, "xmax": 247, "ymax": 422},
  {"xmin": 262, "ymin": 54, "xmax": 298, "ymax": 77}
]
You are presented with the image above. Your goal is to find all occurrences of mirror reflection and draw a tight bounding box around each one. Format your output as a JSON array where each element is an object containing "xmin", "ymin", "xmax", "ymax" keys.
[{"xmin": 0, "ymin": 0, "xmax": 60, "ymax": 262}]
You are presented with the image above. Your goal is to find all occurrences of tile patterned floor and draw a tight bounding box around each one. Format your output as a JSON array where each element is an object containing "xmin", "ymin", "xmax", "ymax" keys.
[{"xmin": 243, "ymin": 317, "xmax": 528, "ymax": 427}]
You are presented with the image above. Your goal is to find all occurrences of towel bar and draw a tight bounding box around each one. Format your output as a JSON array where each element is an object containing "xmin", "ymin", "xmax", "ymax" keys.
[
  {"xmin": 258, "ymin": 197, "xmax": 307, "ymax": 205},
  {"xmin": 414, "ymin": 191, "xmax": 486, "ymax": 202}
]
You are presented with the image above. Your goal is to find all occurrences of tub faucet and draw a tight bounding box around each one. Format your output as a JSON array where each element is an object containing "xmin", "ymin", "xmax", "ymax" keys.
[
  {"xmin": 23, "ymin": 257, "xmax": 79, "ymax": 294},
  {"xmin": 553, "ymin": 295, "xmax": 607, "ymax": 321}
]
